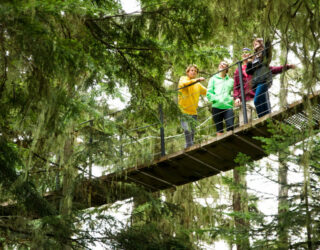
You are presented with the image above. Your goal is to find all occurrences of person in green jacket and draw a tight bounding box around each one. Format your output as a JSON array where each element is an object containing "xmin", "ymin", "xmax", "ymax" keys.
[{"xmin": 207, "ymin": 61, "xmax": 234, "ymax": 136}]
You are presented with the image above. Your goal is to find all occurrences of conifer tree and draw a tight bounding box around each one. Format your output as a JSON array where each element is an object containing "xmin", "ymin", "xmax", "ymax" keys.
[{"xmin": 0, "ymin": 0, "xmax": 320, "ymax": 248}]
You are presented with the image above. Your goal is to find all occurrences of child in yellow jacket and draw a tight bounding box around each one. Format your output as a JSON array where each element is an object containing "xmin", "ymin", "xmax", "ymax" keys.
[{"xmin": 178, "ymin": 65, "xmax": 207, "ymax": 148}]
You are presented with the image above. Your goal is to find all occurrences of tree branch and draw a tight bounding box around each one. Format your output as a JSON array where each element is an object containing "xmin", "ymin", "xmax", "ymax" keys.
[{"xmin": 86, "ymin": 8, "xmax": 174, "ymax": 21}]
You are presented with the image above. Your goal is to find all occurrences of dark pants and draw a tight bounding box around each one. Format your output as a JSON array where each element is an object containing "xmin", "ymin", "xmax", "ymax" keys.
[
  {"xmin": 212, "ymin": 108, "xmax": 234, "ymax": 133},
  {"xmin": 181, "ymin": 115, "xmax": 197, "ymax": 148},
  {"xmin": 254, "ymin": 83, "xmax": 271, "ymax": 118}
]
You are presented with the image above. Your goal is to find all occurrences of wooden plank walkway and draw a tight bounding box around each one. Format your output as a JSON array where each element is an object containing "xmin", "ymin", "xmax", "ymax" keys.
[{"xmin": 1, "ymin": 91, "xmax": 320, "ymax": 217}]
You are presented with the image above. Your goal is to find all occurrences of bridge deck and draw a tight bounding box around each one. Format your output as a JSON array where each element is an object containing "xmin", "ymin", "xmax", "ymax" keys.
[
  {"xmin": 72, "ymin": 91, "xmax": 320, "ymax": 208},
  {"xmin": 1, "ymin": 91, "xmax": 320, "ymax": 217}
]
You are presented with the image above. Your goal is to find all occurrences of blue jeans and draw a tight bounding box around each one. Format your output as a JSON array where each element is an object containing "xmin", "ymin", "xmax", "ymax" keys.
[
  {"xmin": 181, "ymin": 115, "xmax": 197, "ymax": 148},
  {"xmin": 254, "ymin": 83, "xmax": 271, "ymax": 118}
]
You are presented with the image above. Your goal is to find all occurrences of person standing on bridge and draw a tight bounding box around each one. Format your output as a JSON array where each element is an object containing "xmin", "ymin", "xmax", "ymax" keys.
[
  {"xmin": 178, "ymin": 64, "xmax": 207, "ymax": 148},
  {"xmin": 207, "ymin": 61, "xmax": 234, "ymax": 136},
  {"xmin": 234, "ymin": 48, "xmax": 256, "ymax": 126},
  {"xmin": 246, "ymin": 38, "xmax": 296, "ymax": 118}
]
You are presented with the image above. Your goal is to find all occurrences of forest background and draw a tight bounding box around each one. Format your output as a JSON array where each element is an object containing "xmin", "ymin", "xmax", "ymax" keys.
[{"xmin": 0, "ymin": 0, "xmax": 319, "ymax": 249}]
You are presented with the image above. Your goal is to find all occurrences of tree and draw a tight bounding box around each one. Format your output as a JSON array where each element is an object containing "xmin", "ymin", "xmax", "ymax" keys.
[{"xmin": 1, "ymin": 0, "xmax": 320, "ymax": 248}]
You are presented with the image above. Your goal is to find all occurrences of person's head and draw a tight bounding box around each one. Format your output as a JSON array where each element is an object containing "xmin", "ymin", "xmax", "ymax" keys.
[
  {"xmin": 218, "ymin": 61, "xmax": 229, "ymax": 73},
  {"xmin": 186, "ymin": 64, "xmax": 199, "ymax": 79},
  {"xmin": 253, "ymin": 38, "xmax": 264, "ymax": 51},
  {"xmin": 242, "ymin": 48, "xmax": 252, "ymax": 61}
]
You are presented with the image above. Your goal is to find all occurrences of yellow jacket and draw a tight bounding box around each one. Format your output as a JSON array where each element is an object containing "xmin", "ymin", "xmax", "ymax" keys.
[{"xmin": 178, "ymin": 76, "xmax": 207, "ymax": 115}]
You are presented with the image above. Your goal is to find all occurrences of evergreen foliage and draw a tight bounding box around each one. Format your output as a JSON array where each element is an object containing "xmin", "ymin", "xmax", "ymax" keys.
[{"xmin": 0, "ymin": 0, "xmax": 319, "ymax": 249}]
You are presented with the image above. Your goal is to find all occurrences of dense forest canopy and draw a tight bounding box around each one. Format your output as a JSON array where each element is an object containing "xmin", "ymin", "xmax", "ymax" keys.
[{"xmin": 0, "ymin": 0, "xmax": 319, "ymax": 249}]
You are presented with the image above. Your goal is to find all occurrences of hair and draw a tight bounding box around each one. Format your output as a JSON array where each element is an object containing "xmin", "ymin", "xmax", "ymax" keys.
[
  {"xmin": 219, "ymin": 61, "xmax": 229, "ymax": 73},
  {"xmin": 253, "ymin": 38, "xmax": 264, "ymax": 52},
  {"xmin": 253, "ymin": 38, "xmax": 272, "ymax": 64},
  {"xmin": 186, "ymin": 64, "xmax": 199, "ymax": 74}
]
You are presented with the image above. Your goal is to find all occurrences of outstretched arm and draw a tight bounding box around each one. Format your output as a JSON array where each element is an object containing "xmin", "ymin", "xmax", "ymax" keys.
[
  {"xmin": 178, "ymin": 76, "xmax": 196, "ymax": 88},
  {"xmin": 270, "ymin": 64, "xmax": 296, "ymax": 74},
  {"xmin": 178, "ymin": 76, "xmax": 205, "ymax": 89}
]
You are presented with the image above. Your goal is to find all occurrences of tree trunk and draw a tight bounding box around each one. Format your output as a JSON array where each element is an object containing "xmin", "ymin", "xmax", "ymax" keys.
[
  {"xmin": 233, "ymin": 167, "xmax": 250, "ymax": 250},
  {"xmin": 277, "ymin": 42, "xmax": 290, "ymax": 248},
  {"xmin": 59, "ymin": 134, "xmax": 76, "ymax": 250},
  {"xmin": 277, "ymin": 153, "xmax": 289, "ymax": 249},
  {"xmin": 59, "ymin": 135, "xmax": 76, "ymax": 216},
  {"xmin": 302, "ymin": 151, "xmax": 313, "ymax": 250}
]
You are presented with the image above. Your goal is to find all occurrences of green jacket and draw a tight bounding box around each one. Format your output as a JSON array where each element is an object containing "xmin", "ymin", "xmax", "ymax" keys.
[{"xmin": 207, "ymin": 74, "xmax": 234, "ymax": 109}]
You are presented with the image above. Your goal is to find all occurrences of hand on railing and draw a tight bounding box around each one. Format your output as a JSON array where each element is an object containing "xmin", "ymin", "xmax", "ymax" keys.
[
  {"xmin": 287, "ymin": 64, "xmax": 296, "ymax": 70},
  {"xmin": 234, "ymin": 98, "xmax": 241, "ymax": 107}
]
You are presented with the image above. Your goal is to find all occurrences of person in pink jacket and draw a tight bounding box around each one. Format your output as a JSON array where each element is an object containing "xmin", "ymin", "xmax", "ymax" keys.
[{"xmin": 233, "ymin": 48, "xmax": 256, "ymax": 125}]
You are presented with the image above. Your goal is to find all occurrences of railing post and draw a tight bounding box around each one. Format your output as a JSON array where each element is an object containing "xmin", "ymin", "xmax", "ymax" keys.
[
  {"xmin": 238, "ymin": 61, "xmax": 248, "ymax": 124},
  {"xmin": 159, "ymin": 104, "xmax": 165, "ymax": 156},
  {"xmin": 88, "ymin": 120, "xmax": 93, "ymax": 207},
  {"xmin": 89, "ymin": 120, "xmax": 93, "ymax": 180},
  {"xmin": 55, "ymin": 157, "xmax": 60, "ymax": 190},
  {"xmin": 119, "ymin": 134, "xmax": 123, "ymax": 158}
]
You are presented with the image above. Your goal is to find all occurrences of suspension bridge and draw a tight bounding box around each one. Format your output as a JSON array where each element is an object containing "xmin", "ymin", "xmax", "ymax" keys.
[
  {"xmin": 1, "ymin": 51, "xmax": 319, "ymax": 217},
  {"xmin": 11, "ymin": 89, "xmax": 314, "ymax": 215}
]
